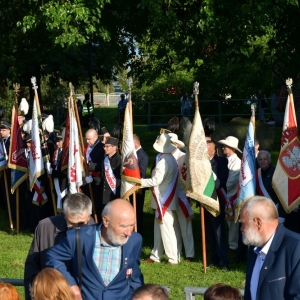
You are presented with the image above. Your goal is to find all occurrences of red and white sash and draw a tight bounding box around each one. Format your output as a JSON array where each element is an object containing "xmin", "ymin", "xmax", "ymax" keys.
[
  {"xmin": 32, "ymin": 180, "xmax": 48, "ymax": 205},
  {"xmin": 255, "ymin": 169, "xmax": 271, "ymax": 199},
  {"xmin": 151, "ymin": 154, "xmax": 178, "ymax": 222},
  {"xmin": 104, "ymin": 156, "xmax": 117, "ymax": 194},
  {"xmin": 217, "ymin": 187, "xmax": 236, "ymax": 220},
  {"xmin": 178, "ymin": 188, "xmax": 194, "ymax": 219}
]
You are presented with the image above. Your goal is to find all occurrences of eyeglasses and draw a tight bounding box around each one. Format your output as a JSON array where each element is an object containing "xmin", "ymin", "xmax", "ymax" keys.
[
  {"xmin": 103, "ymin": 145, "xmax": 112, "ymax": 148},
  {"xmin": 66, "ymin": 221, "xmax": 88, "ymax": 229}
]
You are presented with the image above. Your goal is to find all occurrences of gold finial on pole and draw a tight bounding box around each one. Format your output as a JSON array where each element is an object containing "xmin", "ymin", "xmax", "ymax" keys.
[{"xmin": 13, "ymin": 83, "xmax": 20, "ymax": 104}]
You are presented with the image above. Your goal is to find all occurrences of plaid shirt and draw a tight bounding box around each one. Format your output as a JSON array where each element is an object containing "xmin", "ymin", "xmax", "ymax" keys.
[{"xmin": 93, "ymin": 226, "xmax": 122, "ymax": 286}]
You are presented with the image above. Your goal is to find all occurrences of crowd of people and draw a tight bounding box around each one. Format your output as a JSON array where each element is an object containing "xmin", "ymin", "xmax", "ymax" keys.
[{"xmin": 1, "ymin": 96, "xmax": 300, "ymax": 300}]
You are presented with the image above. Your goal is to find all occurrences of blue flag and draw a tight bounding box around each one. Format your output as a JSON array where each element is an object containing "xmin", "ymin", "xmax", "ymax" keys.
[{"xmin": 234, "ymin": 117, "xmax": 256, "ymax": 221}]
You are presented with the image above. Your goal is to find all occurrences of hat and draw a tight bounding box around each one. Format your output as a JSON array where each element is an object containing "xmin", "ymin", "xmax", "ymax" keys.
[
  {"xmin": 55, "ymin": 132, "xmax": 63, "ymax": 142},
  {"xmin": 24, "ymin": 134, "xmax": 32, "ymax": 143},
  {"xmin": 153, "ymin": 133, "xmax": 177, "ymax": 154},
  {"xmin": 100, "ymin": 127, "xmax": 108, "ymax": 135},
  {"xmin": 218, "ymin": 136, "xmax": 242, "ymax": 153},
  {"xmin": 105, "ymin": 137, "xmax": 119, "ymax": 146},
  {"xmin": 0, "ymin": 121, "xmax": 11, "ymax": 130},
  {"xmin": 18, "ymin": 98, "xmax": 29, "ymax": 116},
  {"xmin": 168, "ymin": 133, "xmax": 185, "ymax": 148}
]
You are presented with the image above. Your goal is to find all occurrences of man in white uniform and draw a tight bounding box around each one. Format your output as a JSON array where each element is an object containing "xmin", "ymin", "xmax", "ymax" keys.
[{"xmin": 141, "ymin": 133, "xmax": 180, "ymax": 264}]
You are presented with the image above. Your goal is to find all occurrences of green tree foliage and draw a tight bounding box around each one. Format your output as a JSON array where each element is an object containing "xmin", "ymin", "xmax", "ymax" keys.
[{"xmin": 130, "ymin": 0, "xmax": 300, "ymax": 100}]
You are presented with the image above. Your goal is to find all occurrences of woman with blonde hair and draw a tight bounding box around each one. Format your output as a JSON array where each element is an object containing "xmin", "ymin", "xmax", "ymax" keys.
[
  {"xmin": 0, "ymin": 282, "xmax": 22, "ymax": 300},
  {"xmin": 32, "ymin": 268, "xmax": 76, "ymax": 300}
]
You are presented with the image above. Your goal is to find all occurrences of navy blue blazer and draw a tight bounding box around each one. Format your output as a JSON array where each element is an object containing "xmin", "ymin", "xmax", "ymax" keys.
[
  {"xmin": 46, "ymin": 223, "xmax": 144, "ymax": 300},
  {"xmin": 244, "ymin": 224, "xmax": 300, "ymax": 300}
]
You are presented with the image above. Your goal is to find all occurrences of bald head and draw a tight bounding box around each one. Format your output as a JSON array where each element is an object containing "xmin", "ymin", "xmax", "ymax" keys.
[
  {"xmin": 85, "ymin": 129, "xmax": 98, "ymax": 146},
  {"xmin": 101, "ymin": 199, "xmax": 136, "ymax": 246}
]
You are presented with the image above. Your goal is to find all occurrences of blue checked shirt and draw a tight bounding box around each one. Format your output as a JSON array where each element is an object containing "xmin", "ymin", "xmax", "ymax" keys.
[{"xmin": 93, "ymin": 226, "xmax": 122, "ymax": 286}]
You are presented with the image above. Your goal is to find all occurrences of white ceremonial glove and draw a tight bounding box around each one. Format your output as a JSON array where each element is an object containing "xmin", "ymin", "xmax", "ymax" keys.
[
  {"xmin": 45, "ymin": 162, "xmax": 52, "ymax": 175},
  {"xmin": 213, "ymin": 172, "xmax": 217, "ymax": 181},
  {"xmin": 85, "ymin": 175, "xmax": 93, "ymax": 184}
]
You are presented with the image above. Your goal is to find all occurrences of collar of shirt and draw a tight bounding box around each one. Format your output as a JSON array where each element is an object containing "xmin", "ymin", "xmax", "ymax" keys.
[
  {"xmin": 89, "ymin": 139, "xmax": 100, "ymax": 150},
  {"xmin": 254, "ymin": 231, "xmax": 275, "ymax": 259},
  {"xmin": 136, "ymin": 145, "xmax": 141, "ymax": 152},
  {"xmin": 227, "ymin": 153, "xmax": 237, "ymax": 163}
]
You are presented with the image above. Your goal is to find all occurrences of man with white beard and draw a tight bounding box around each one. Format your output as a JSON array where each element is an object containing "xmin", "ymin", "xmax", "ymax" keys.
[
  {"xmin": 241, "ymin": 196, "xmax": 300, "ymax": 300},
  {"xmin": 46, "ymin": 199, "xmax": 144, "ymax": 300}
]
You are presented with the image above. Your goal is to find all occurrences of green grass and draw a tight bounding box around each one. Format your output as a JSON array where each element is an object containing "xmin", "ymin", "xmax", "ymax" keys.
[{"xmin": 0, "ymin": 107, "xmax": 282, "ymax": 299}]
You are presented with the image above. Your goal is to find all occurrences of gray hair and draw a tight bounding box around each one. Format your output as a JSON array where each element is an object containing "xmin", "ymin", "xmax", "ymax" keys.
[
  {"xmin": 102, "ymin": 201, "xmax": 113, "ymax": 218},
  {"xmin": 63, "ymin": 193, "xmax": 92, "ymax": 216},
  {"xmin": 243, "ymin": 196, "xmax": 278, "ymax": 221},
  {"xmin": 257, "ymin": 150, "xmax": 271, "ymax": 162}
]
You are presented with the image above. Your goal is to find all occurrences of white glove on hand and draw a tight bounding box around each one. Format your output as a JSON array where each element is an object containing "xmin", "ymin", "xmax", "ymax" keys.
[
  {"xmin": 85, "ymin": 175, "xmax": 93, "ymax": 184},
  {"xmin": 46, "ymin": 162, "xmax": 52, "ymax": 175},
  {"xmin": 213, "ymin": 172, "xmax": 217, "ymax": 181}
]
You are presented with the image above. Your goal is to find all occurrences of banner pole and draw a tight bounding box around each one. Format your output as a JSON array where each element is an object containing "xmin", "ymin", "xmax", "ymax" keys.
[
  {"xmin": 200, "ymin": 205, "xmax": 207, "ymax": 273},
  {"xmin": 16, "ymin": 187, "xmax": 19, "ymax": 234},
  {"xmin": 70, "ymin": 84, "xmax": 98, "ymax": 223},
  {"xmin": 194, "ymin": 83, "xmax": 207, "ymax": 272},
  {"xmin": 3, "ymin": 170, "xmax": 13, "ymax": 230},
  {"xmin": 31, "ymin": 77, "xmax": 57, "ymax": 215},
  {"xmin": 128, "ymin": 80, "xmax": 137, "ymax": 232}
]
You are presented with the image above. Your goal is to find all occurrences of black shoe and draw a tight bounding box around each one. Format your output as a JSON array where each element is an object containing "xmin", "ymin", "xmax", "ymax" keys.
[{"xmin": 206, "ymin": 263, "xmax": 216, "ymax": 269}]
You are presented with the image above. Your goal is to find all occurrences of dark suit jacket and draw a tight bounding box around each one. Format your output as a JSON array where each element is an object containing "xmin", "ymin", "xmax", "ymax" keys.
[
  {"xmin": 3, "ymin": 135, "xmax": 10, "ymax": 154},
  {"xmin": 51, "ymin": 150, "xmax": 68, "ymax": 193},
  {"xmin": 88, "ymin": 140, "xmax": 105, "ymax": 173},
  {"xmin": 24, "ymin": 214, "xmax": 95, "ymax": 300},
  {"xmin": 211, "ymin": 154, "xmax": 229, "ymax": 205},
  {"xmin": 244, "ymin": 224, "xmax": 300, "ymax": 300},
  {"xmin": 46, "ymin": 223, "xmax": 144, "ymax": 300},
  {"xmin": 136, "ymin": 147, "xmax": 148, "ymax": 179}
]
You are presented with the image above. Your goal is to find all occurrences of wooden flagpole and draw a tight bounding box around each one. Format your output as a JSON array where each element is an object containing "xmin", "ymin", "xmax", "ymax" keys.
[
  {"xmin": 31, "ymin": 77, "xmax": 57, "ymax": 216},
  {"xmin": 127, "ymin": 79, "xmax": 137, "ymax": 232},
  {"xmin": 194, "ymin": 82, "xmax": 207, "ymax": 273},
  {"xmin": 70, "ymin": 84, "xmax": 98, "ymax": 223},
  {"xmin": 3, "ymin": 170, "xmax": 13, "ymax": 230},
  {"xmin": 16, "ymin": 187, "xmax": 20, "ymax": 234}
]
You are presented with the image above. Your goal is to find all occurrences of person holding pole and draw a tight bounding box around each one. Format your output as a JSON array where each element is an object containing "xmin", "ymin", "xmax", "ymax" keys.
[
  {"xmin": 130, "ymin": 134, "xmax": 149, "ymax": 237},
  {"xmin": 85, "ymin": 128, "xmax": 105, "ymax": 219},
  {"xmin": 100, "ymin": 137, "xmax": 121, "ymax": 208},
  {"xmin": 141, "ymin": 133, "xmax": 180, "ymax": 265}
]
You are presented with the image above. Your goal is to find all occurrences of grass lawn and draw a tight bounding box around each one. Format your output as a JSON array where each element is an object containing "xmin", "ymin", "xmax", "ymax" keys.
[{"xmin": 0, "ymin": 106, "xmax": 282, "ymax": 299}]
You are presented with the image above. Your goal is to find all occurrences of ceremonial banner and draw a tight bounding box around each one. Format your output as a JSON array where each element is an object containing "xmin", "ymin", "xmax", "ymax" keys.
[
  {"xmin": 29, "ymin": 99, "xmax": 44, "ymax": 191},
  {"xmin": 121, "ymin": 105, "xmax": 141, "ymax": 200},
  {"xmin": 234, "ymin": 117, "xmax": 256, "ymax": 222},
  {"xmin": 0, "ymin": 141, "xmax": 6, "ymax": 171},
  {"xmin": 68, "ymin": 103, "xmax": 83, "ymax": 193},
  {"xmin": 8, "ymin": 105, "xmax": 29, "ymax": 193},
  {"xmin": 32, "ymin": 180, "xmax": 48, "ymax": 205},
  {"xmin": 181, "ymin": 104, "xmax": 218, "ymax": 216},
  {"xmin": 61, "ymin": 108, "xmax": 70, "ymax": 171},
  {"xmin": 273, "ymin": 86, "xmax": 300, "ymax": 213}
]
